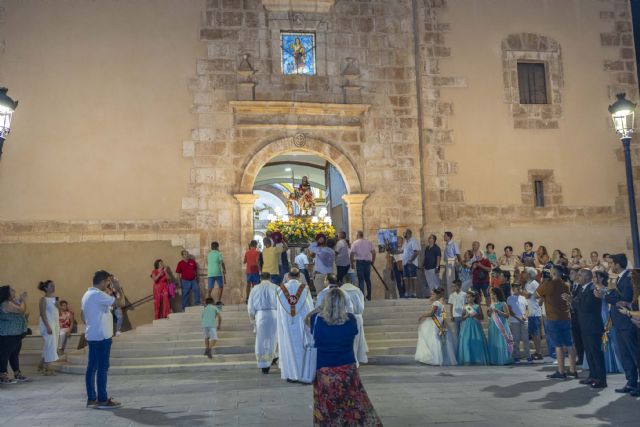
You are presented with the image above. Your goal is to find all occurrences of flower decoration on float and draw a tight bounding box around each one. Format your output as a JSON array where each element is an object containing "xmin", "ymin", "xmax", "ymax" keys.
[{"xmin": 266, "ymin": 211, "xmax": 336, "ymax": 244}]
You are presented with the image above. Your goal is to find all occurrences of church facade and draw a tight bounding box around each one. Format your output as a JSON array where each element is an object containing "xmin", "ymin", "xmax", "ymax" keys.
[{"xmin": 0, "ymin": 0, "xmax": 638, "ymax": 316}]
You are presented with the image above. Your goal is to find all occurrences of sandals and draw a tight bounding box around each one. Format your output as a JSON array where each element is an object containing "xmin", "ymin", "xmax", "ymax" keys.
[{"xmin": 42, "ymin": 367, "xmax": 57, "ymax": 376}]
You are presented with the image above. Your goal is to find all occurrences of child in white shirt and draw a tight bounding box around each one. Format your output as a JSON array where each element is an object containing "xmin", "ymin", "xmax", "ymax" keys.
[
  {"xmin": 507, "ymin": 284, "xmax": 532, "ymax": 363},
  {"xmin": 447, "ymin": 280, "xmax": 466, "ymax": 336}
]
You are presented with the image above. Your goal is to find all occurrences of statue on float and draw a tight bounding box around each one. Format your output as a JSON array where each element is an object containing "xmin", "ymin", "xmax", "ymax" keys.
[{"xmin": 287, "ymin": 175, "xmax": 316, "ymax": 216}]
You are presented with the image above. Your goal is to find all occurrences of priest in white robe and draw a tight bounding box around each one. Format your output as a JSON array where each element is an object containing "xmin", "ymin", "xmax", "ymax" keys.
[
  {"xmin": 248, "ymin": 272, "xmax": 279, "ymax": 374},
  {"xmin": 315, "ymin": 274, "xmax": 354, "ymax": 313},
  {"xmin": 275, "ymin": 268, "xmax": 314, "ymax": 382},
  {"xmin": 340, "ymin": 277, "xmax": 369, "ymax": 364}
]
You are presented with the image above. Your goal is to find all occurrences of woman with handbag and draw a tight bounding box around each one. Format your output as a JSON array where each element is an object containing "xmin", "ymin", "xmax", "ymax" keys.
[
  {"xmin": 309, "ymin": 288, "xmax": 382, "ymax": 427},
  {"xmin": 0, "ymin": 285, "xmax": 30, "ymax": 383}
]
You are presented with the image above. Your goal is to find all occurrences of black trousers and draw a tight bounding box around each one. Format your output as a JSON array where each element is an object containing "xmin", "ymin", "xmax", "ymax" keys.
[
  {"xmin": 581, "ymin": 331, "xmax": 606, "ymax": 384},
  {"xmin": 571, "ymin": 314, "xmax": 584, "ymax": 363},
  {"xmin": 615, "ymin": 328, "xmax": 640, "ymax": 388},
  {"xmin": 336, "ymin": 265, "xmax": 350, "ymax": 283},
  {"xmin": 0, "ymin": 334, "xmax": 23, "ymax": 374}
]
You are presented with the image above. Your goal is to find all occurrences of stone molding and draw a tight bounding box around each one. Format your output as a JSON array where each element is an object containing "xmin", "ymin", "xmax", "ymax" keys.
[
  {"xmin": 502, "ymin": 33, "xmax": 563, "ymax": 129},
  {"xmin": 229, "ymin": 100, "xmax": 369, "ymax": 116},
  {"xmin": 261, "ymin": 0, "xmax": 335, "ymax": 13},
  {"xmin": 239, "ymin": 135, "xmax": 362, "ymax": 193}
]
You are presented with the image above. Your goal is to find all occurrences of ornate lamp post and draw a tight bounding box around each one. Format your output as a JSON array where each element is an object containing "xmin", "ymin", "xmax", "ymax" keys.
[
  {"xmin": 609, "ymin": 93, "xmax": 640, "ymax": 267},
  {"xmin": 0, "ymin": 87, "xmax": 19, "ymax": 160}
]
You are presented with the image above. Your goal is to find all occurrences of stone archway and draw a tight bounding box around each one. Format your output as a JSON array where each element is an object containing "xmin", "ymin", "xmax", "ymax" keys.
[{"xmin": 234, "ymin": 135, "xmax": 368, "ymax": 246}]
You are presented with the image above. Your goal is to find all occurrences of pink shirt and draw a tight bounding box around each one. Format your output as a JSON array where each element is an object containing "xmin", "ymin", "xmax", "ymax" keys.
[{"xmin": 351, "ymin": 238, "xmax": 374, "ymax": 261}]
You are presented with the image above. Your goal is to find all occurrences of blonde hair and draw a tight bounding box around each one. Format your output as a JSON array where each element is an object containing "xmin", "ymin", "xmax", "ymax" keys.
[{"xmin": 319, "ymin": 288, "xmax": 349, "ymax": 326}]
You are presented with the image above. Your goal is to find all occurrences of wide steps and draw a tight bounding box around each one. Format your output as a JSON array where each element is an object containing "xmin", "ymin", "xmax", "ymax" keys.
[{"xmin": 54, "ymin": 299, "xmax": 435, "ymax": 375}]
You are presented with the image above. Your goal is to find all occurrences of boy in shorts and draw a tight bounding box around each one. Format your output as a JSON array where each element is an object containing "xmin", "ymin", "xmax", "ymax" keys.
[
  {"xmin": 207, "ymin": 241, "xmax": 226, "ymax": 303},
  {"xmin": 202, "ymin": 298, "xmax": 222, "ymax": 359},
  {"xmin": 244, "ymin": 240, "xmax": 261, "ymax": 304}
]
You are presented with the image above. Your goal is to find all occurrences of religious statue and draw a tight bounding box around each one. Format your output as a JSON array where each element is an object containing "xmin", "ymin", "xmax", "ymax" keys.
[
  {"xmin": 288, "ymin": 175, "xmax": 316, "ymax": 216},
  {"xmin": 291, "ymin": 37, "xmax": 306, "ymax": 73}
]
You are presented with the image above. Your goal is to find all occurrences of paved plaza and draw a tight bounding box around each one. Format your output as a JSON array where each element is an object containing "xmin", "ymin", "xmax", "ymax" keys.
[{"xmin": 2, "ymin": 363, "xmax": 639, "ymax": 426}]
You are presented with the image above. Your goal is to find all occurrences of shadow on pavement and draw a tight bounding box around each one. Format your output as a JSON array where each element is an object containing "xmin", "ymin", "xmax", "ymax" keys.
[
  {"xmin": 574, "ymin": 394, "xmax": 640, "ymax": 426},
  {"xmin": 113, "ymin": 407, "xmax": 208, "ymax": 426},
  {"xmin": 530, "ymin": 386, "xmax": 599, "ymax": 410},
  {"xmin": 481, "ymin": 380, "xmax": 555, "ymax": 398}
]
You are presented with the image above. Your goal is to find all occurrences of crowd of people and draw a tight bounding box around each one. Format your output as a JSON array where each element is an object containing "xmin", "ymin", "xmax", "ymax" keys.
[{"xmin": 412, "ymin": 231, "xmax": 640, "ymax": 398}]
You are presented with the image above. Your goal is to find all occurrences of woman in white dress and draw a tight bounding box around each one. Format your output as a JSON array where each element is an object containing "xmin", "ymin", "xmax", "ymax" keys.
[
  {"xmin": 38, "ymin": 280, "xmax": 59, "ymax": 375},
  {"xmin": 415, "ymin": 288, "xmax": 457, "ymax": 366},
  {"xmin": 340, "ymin": 276, "xmax": 369, "ymax": 365}
]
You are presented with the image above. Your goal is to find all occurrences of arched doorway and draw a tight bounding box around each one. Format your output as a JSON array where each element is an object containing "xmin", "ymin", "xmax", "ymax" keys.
[
  {"xmin": 253, "ymin": 152, "xmax": 349, "ymax": 236},
  {"xmin": 234, "ymin": 136, "xmax": 368, "ymax": 250}
]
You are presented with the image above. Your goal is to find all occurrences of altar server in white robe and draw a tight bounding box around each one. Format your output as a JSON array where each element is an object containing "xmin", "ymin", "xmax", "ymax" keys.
[
  {"xmin": 248, "ymin": 272, "xmax": 279, "ymax": 374},
  {"xmin": 315, "ymin": 274, "xmax": 354, "ymax": 313},
  {"xmin": 340, "ymin": 276, "xmax": 369, "ymax": 364},
  {"xmin": 276, "ymin": 268, "xmax": 314, "ymax": 382}
]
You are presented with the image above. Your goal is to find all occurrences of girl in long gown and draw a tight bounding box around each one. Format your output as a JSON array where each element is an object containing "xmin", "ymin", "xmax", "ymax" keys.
[
  {"xmin": 415, "ymin": 288, "xmax": 457, "ymax": 366},
  {"xmin": 487, "ymin": 287, "xmax": 513, "ymax": 365},
  {"xmin": 457, "ymin": 290, "xmax": 489, "ymax": 365}
]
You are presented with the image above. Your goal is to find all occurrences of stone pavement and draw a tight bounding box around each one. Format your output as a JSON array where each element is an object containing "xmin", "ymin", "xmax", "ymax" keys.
[{"xmin": 1, "ymin": 363, "xmax": 639, "ymax": 426}]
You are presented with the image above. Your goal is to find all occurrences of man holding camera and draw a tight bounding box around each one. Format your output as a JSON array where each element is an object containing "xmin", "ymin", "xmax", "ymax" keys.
[{"xmin": 81, "ymin": 270, "xmax": 121, "ymax": 409}]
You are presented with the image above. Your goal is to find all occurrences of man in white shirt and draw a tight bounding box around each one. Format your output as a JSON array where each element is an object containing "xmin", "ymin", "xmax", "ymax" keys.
[
  {"xmin": 507, "ymin": 283, "xmax": 531, "ymax": 363},
  {"xmin": 247, "ymin": 272, "xmax": 279, "ymax": 374},
  {"xmin": 442, "ymin": 231, "xmax": 462, "ymax": 296},
  {"xmin": 81, "ymin": 270, "xmax": 120, "ymax": 409},
  {"xmin": 523, "ymin": 267, "xmax": 543, "ymax": 360},
  {"xmin": 402, "ymin": 229, "xmax": 421, "ymax": 298},
  {"xmin": 334, "ymin": 231, "xmax": 351, "ymax": 283},
  {"xmin": 294, "ymin": 249, "xmax": 311, "ymax": 287}
]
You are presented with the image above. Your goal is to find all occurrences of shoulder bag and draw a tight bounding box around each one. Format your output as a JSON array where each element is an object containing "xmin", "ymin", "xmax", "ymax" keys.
[{"xmin": 299, "ymin": 315, "xmax": 318, "ymax": 384}]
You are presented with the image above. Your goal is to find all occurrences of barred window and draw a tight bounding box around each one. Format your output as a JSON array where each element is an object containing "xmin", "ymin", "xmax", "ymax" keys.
[
  {"xmin": 534, "ymin": 180, "xmax": 545, "ymax": 207},
  {"xmin": 517, "ymin": 62, "xmax": 548, "ymax": 104}
]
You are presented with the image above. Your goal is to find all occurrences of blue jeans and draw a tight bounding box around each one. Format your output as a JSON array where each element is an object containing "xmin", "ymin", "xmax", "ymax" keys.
[
  {"xmin": 356, "ymin": 260, "xmax": 372, "ymax": 299},
  {"xmin": 543, "ymin": 318, "xmax": 557, "ymax": 359},
  {"xmin": 86, "ymin": 338, "xmax": 112, "ymax": 402},
  {"xmin": 181, "ymin": 279, "xmax": 200, "ymax": 309},
  {"xmin": 114, "ymin": 308, "xmax": 123, "ymax": 332}
]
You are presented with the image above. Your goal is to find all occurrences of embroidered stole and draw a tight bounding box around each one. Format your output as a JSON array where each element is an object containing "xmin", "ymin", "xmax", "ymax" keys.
[{"xmin": 279, "ymin": 283, "xmax": 305, "ymax": 317}]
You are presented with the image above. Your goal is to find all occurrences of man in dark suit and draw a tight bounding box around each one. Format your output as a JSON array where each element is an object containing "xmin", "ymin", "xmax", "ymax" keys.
[
  {"xmin": 601, "ymin": 254, "xmax": 640, "ymax": 396},
  {"xmin": 575, "ymin": 269, "xmax": 606, "ymax": 388},
  {"xmin": 569, "ymin": 267, "xmax": 585, "ymax": 366}
]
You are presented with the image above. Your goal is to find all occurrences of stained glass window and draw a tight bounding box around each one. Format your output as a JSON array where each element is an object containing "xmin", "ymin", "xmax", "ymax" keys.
[{"xmin": 281, "ymin": 32, "xmax": 316, "ymax": 76}]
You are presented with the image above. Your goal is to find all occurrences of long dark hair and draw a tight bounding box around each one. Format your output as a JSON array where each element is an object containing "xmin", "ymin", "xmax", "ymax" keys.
[
  {"xmin": 0, "ymin": 285, "xmax": 11, "ymax": 304},
  {"xmin": 491, "ymin": 287, "xmax": 506, "ymax": 302}
]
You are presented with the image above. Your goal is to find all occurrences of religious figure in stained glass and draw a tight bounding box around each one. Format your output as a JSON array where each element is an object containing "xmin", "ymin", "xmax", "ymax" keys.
[{"xmin": 281, "ymin": 32, "xmax": 316, "ymax": 75}]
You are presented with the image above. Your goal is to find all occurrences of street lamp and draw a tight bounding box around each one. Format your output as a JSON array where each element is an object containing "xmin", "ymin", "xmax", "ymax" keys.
[
  {"xmin": 609, "ymin": 93, "xmax": 640, "ymax": 267},
  {"xmin": 0, "ymin": 87, "xmax": 19, "ymax": 160}
]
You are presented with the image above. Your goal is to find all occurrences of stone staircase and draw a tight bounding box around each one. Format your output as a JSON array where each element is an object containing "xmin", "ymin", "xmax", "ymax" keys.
[{"xmin": 56, "ymin": 299, "xmax": 427, "ymax": 374}]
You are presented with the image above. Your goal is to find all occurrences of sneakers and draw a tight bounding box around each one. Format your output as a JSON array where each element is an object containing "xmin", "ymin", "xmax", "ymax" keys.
[
  {"xmin": 526, "ymin": 357, "xmax": 534, "ymax": 364},
  {"xmin": 567, "ymin": 371, "xmax": 579, "ymax": 379},
  {"xmin": 513, "ymin": 358, "xmax": 521, "ymax": 364},
  {"xmin": 533, "ymin": 353, "xmax": 544, "ymax": 360},
  {"xmin": 547, "ymin": 371, "xmax": 567, "ymax": 380},
  {"xmin": 86, "ymin": 400, "xmax": 97, "ymax": 408},
  {"xmin": 0, "ymin": 376, "xmax": 17, "ymax": 385},
  {"xmin": 14, "ymin": 373, "xmax": 31, "ymax": 383},
  {"xmin": 115, "ymin": 331, "xmax": 121, "ymax": 336},
  {"xmin": 94, "ymin": 398, "xmax": 122, "ymax": 410}
]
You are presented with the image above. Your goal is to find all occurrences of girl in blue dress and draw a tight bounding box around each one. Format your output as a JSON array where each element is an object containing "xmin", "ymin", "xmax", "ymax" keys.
[
  {"xmin": 487, "ymin": 287, "xmax": 513, "ymax": 365},
  {"xmin": 457, "ymin": 290, "xmax": 489, "ymax": 365}
]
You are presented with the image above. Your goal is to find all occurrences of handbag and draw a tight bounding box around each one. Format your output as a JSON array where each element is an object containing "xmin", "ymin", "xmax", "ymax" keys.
[
  {"xmin": 77, "ymin": 333, "xmax": 87, "ymax": 350},
  {"xmin": 299, "ymin": 316, "xmax": 318, "ymax": 384}
]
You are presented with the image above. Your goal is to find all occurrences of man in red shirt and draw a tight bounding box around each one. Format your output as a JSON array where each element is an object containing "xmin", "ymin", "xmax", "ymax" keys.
[
  {"xmin": 471, "ymin": 254, "xmax": 492, "ymax": 306},
  {"xmin": 176, "ymin": 250, "xmax": 199, "ymax": 309},
  {"xmin": 244, "ymin": 240, "xmax": 261, "ymax": 304}
]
